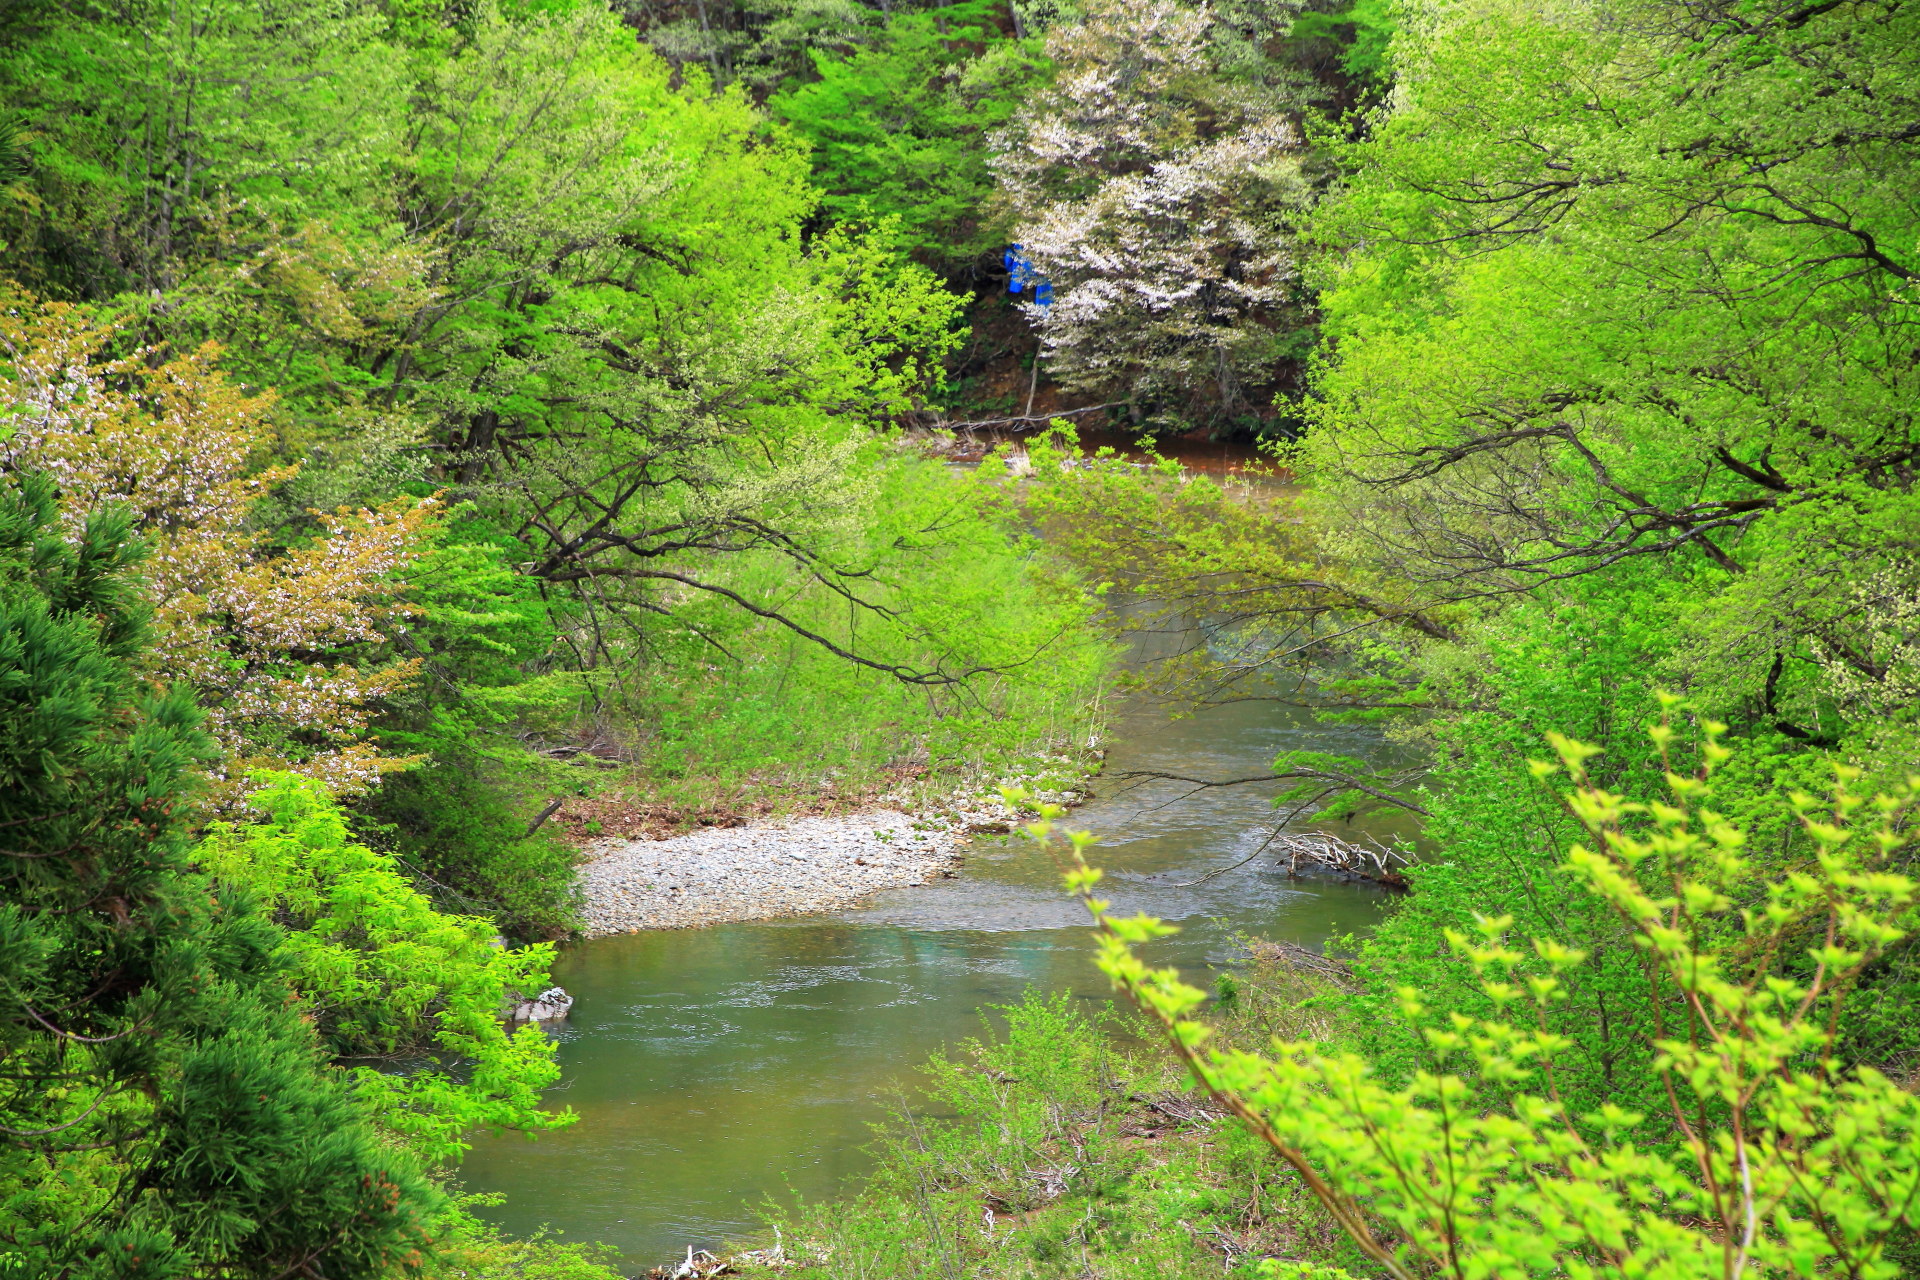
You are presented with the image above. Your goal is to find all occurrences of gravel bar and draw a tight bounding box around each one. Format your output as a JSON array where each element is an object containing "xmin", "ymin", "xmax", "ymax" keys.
[{"xmin": 578, "ymin": 807, "xmax": 1007, "ymax": 935}]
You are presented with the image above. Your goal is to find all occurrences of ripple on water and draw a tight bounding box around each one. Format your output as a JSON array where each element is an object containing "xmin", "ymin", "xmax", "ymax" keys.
[{"xmin": 459, "ymin": 690, "xmax": 1413, "ymax": 1267}]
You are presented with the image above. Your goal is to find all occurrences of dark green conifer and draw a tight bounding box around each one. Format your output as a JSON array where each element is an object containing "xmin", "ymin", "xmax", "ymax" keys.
[{"xmin": 0, "ymin": 474, "xmax": 440, "ymax": 1279}]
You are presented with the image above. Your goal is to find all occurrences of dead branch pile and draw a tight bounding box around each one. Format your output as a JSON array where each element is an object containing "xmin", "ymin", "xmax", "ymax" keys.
[
  {"xmin": 1270, "ymin": 830, "xmax": 1410, "ymax": 891},
  {"xmin": 1242, "ymin": 939, "xmax": 1358, "ymax": 990},
  {"xmin": 1130, "ymin": 1091, "xmax": 1228, "ymax": 1125}
]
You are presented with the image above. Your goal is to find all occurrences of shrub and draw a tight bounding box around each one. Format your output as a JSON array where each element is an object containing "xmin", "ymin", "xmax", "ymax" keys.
[
  {"xmin": 1050, "ymin": 712, "xmax": 1920, "ymax": 1278},
  {"xmin": 200, "ymin": 774, "xmax": 572, "ymax": 1162}
]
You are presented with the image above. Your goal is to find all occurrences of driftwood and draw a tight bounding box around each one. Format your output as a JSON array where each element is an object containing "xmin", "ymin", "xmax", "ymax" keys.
[
  {"xmin": 1025, "ymin": 1164, "xmax": 1080, "ymax": 1203},
  {"xmin": 1130, "ymin": 1091, "xmax": 1227, "ymax": 1125},
  {"xmin": 1173, "ymin": 826, "xmax": 1413, "ymax": 892},
  {"xmin": 647, "ymin": 1247, "xmax": 730, "ymax": 1279},
  {"xmin": 644, "ymin": 1228, "xmax": 793, "ymax": 1278},
  {"xmin": 1268, "ymin": 830, "xmax": 1411, "ymax": 891}
]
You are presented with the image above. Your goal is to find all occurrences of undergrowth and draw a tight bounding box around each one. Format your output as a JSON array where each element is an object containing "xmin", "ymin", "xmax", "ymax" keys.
[{"xmin": 734, "ymin": 965, "xmax": 1373, "ymax": 1280}]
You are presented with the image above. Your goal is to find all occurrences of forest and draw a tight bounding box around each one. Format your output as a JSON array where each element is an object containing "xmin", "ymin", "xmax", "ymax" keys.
[{"xmin": 0, "ymin": 0, "xmax": 1916, "ymax": 1276}]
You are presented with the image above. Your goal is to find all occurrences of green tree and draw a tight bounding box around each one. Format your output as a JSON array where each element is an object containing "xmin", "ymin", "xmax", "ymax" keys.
[
  {"xmin": 376, "ymin": 7, "xmax": 956, "ymax": 644},
  {"xmin": 378, "ymin": 4, "xmax": 1105, "ymax": 738},
  {"xmin": 0, "ymin": 473, "xmax": 440, "ymax": 1278},
  {"xmin": 773, "ymin": 0, "xmax": 1051, "ymax": 267},
  {"xmin": 1303, "ymin": 0, "xmax": 1920, "ymax": 743},
  {"xmin": 0, "ymin": 0, "xmax": 405, "ymax": 299},
  {"xmin": 199, "ymin": 774, "xmax": 572, "ymax": 1163},
  {"xmin": 1028, "ymin": 0, "xmax": 1919, "ymax": 741}
]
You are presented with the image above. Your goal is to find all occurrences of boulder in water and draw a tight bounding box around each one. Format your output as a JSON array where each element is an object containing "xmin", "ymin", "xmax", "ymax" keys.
[{"xmin": 510, "ymin": 986, "xmax": 573, "ymax": 1022}]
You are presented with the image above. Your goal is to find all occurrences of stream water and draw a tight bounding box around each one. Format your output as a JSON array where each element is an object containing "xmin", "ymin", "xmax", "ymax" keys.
[{"xmin": 460, "ymin": 670, "xmax": 1413, "ymax": 1268}]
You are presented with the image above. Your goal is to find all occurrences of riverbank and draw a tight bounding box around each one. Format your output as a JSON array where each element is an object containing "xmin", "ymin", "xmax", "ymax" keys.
[
  {"xmin": 459, "ymin": 688, "xmax": 1398, "ymax": 1264},
  {"xmin": 578, "ymin": 809, "xmax": 976, "ymax": 935},
  {"xmin": 575, "ymin": 788, "xmax": 1084, "ymax": 935}
]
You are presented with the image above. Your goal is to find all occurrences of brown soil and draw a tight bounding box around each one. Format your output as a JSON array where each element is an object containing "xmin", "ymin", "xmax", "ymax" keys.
[{"xmin": 547, "ymin": 764, "xmax": 936, "ymax": 847}]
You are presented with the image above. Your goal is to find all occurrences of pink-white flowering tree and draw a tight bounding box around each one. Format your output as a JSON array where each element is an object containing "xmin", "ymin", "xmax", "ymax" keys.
[
  {"xmin": 992, "ymin": 0, "xmax": 1315, "ymax": 426},
  {"xmin": 0, "ymin": 300, "xmax": 439, "ymax": 801}
]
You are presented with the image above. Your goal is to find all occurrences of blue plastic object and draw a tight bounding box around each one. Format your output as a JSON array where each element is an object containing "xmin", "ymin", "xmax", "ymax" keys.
[{"xmin": 1005, "ymin": 244, "xmax": 1050, "ymax": 303}]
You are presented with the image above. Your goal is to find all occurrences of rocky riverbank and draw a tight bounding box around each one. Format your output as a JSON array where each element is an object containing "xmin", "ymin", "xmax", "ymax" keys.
[{"xmin": 577, "ymin": 803, "xmax": 1018, "ymax": 936}]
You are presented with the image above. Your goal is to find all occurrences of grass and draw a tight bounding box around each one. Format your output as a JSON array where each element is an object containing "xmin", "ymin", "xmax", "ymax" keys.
[{"xmin": 717, "ymin": 957, "xmax": 1377, "ymax": 1280}]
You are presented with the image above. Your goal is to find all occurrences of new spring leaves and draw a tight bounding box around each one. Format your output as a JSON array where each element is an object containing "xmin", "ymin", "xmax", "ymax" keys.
[{"xmin": 1009, "ymin": 714, "xmax": 1920, "ymax": 1280}]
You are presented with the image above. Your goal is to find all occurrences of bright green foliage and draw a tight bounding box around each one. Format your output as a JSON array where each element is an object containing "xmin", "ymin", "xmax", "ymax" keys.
[
  {"xmin": 773, "ymin": 1, "xmax": 1050, "ymax": 265},
  {"xmin": 1343, "ymin": 577, "xmax": 1689, "ymax": 1125},
  {"xmin": 372, "ymin": 7, "xmax": 1100, "ymax": 782},
  {"xmin": 1048, "ymin": 716, "xmax": 1920, "ymax": 1278},
  {"xmin": 1345, "ymin": 573, "xmax": 1917, "ymax": 1112},
  {"xmin": 1289, "ymin": 0, "xmax": 1393, "ymax": 85},
  {"xmin": 199, "ymin": 775, "xmax": 570, "ymax": 1162},
  {"xmin": 0, "ymin": 0, "xmax": 404, "ymax": 299},
  {"xmin": 0, "ymin": 474, "xmax": 440, "ymax": 1278},
  {"xmin": 754, "ymin": 988, "xmax": 1366, "ymax": 1279},
  {"xmin": 1256, "ymin": 1264, "xmax": 1357, "ymax": 1280},
  {"xmin": 365, "ymin": 527, "xmax": 588, "ymax": 938},
  {"xmin": 630, "ymin": 450, "xmax": 1110, "ymax": 797},
  {"xmin": 427, "ymin": 1196, "xmax": 623, "ymax": 1280},
  {"xmin": 1303, "ymin": 0, "xmax": 1920, "ymax": 743}
]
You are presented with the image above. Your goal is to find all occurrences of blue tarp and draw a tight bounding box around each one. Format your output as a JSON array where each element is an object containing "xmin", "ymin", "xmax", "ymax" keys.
[{"xmin": 1004, "ymin": 244, "xmax": 1051, "ymax": 307}]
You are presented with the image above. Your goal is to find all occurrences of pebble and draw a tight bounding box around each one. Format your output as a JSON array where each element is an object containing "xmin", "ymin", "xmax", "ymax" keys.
[{"xmin": 577, "ymin": 803, "xmax": 1018, "ymax": 936}]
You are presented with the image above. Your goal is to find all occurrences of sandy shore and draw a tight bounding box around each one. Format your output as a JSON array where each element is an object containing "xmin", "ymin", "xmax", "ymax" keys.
[{"xmin": 577, "ymin": 806, "xmax": 1009, "ymax": 936}]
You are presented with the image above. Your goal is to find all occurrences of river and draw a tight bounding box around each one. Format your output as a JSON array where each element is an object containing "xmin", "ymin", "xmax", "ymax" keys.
[{"xmin": 459, "ymin": 651, "xmax": 1413, "ymax": 1268}]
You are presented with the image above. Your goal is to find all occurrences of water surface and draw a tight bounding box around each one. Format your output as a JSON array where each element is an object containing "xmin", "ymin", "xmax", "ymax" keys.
[{"xmin": 461, "ymin": 682, "xmax": 1406, "ymax": 1266}]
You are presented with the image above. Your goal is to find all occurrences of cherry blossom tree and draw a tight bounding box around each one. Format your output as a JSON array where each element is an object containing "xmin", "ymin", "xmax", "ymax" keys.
[
  {"xmin": 991, "ymin": 0, "xmax": 1316, "ymax": 427},
  {"xmin": 0, "ymin": 300, "xmax": 438, "ymax": 800}
]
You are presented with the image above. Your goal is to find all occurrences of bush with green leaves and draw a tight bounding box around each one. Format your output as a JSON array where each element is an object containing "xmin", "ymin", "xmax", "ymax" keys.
[
  {"xmin": 199, "ymin": 774, "xmax": 571, "ymax": 1163},
  {"xmin": 1049, "ymin": 712, "xmax": 1920, "ymax": 1278},
  {"xmin": 423, "ymin": 1194, "xmax": 622, "ymax": 1280},
  {"xmin": 753, "ymin": 988, "xmax": 1366, "ymax": 1280}
]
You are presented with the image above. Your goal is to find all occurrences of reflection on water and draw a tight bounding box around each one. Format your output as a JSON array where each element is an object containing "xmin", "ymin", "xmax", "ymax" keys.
[{"xmin": 459, "ymin": 690, "xmax": 1405, "ymax": 1267}]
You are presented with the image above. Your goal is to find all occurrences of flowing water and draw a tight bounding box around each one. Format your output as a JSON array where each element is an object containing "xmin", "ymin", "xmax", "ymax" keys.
[{"xmin": 460, "ymin": 675, "xmax": 1413, "ymax": 1267}]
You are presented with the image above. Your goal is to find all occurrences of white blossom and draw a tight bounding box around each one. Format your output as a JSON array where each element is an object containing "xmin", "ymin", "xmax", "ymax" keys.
[{"xmin": 992, "ymin": 0, "xmax": 1315, "ymax": 424}]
